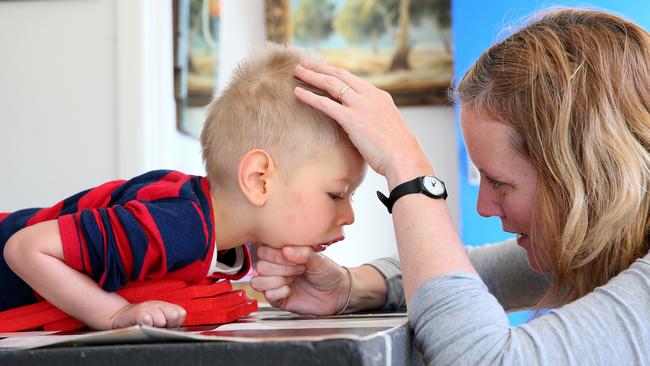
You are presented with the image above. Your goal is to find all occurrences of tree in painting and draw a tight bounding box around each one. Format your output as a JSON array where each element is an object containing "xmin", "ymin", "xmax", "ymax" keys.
[
  {"xmin": 333, "ymin": 0, "xmax": 387, "ymax": 53},
  {"xmin": 277, "ymin": 0, "xmax": 453, "ymax": 104},
  {"xmin": 293, "ymin": 0, "xmax": 336, "ymax": 50},
  {"xmin": 334, "ymin": 0, "xmax": 450, "ymax": 72}
]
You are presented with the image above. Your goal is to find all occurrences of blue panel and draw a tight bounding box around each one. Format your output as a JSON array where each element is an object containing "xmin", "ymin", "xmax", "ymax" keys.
[{"xmin": 451, "ymin": 0, "xmax": 650, "ymax": 326}]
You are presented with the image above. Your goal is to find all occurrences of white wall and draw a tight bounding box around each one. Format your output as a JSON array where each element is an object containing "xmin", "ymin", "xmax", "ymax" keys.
[
  {"xmin": 0, "ymin": 0, "xmax": 117, "ymax": 210},
  {"xmin": 0, "ymin": 0, "xmax": 458, "ymax": 267}
]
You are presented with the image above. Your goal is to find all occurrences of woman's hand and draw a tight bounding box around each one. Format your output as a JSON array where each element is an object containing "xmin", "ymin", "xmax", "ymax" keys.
[
  {"xmin": 294, "ymin": 60, "xmax": 434, "ymax": 187},
  {"xmin": 250, "ymin": 245, "xmax": 350, "ymax": 315}
]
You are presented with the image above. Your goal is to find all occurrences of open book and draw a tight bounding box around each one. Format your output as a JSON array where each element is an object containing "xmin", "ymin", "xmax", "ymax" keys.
[{"xmin": 0, "ymin": 309, "xmax": 408, "ymax": 350}]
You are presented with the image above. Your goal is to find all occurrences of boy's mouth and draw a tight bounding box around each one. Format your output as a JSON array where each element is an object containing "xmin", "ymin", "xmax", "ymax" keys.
[{"xmin": 313, "ymin": 236, "xmax": 344, "ymax": 252}]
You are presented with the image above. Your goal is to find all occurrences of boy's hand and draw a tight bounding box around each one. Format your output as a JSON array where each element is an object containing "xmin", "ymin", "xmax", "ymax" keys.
[{"xmin": 111, "ymin": 300, "xmax": 187, "ymax": 329}]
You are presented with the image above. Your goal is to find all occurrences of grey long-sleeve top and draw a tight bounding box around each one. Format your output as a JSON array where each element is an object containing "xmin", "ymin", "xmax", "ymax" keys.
[{"xmin": 368, "ymin": 239, "xmax": 650, "ymax": 365}]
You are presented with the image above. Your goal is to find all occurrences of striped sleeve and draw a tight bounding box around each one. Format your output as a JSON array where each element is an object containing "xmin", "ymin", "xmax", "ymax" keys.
[{"xmin": 57, "ymin": 198, "xmax": 215, "ymax": 292}]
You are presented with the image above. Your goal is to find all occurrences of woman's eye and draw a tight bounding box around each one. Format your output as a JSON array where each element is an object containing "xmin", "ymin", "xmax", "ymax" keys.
[{"xmin": 485, "ymin": 177, "xmax": 504, "ymax": 189}]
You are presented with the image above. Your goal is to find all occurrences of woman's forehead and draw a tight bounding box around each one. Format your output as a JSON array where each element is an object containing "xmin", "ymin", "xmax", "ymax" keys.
[
  {"xmin": 460, "ymin": 108, "xmax": 530, "ymax": 172},
  {"xmin": 461, "ymin": 108, "xmax": 511, "ymax": 144}
]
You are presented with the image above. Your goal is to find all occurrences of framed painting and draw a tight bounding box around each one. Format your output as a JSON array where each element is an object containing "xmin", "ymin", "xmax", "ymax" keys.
[
  {"xmin": 266, "ymin": 0, "xmax": 453, "ymax": 105},
  {"xmin": 173, "ymin": 0, "xmax": 221, "ymax": 137}
]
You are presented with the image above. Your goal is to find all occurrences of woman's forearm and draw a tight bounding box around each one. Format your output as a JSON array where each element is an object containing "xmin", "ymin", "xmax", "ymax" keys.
[
  {"xmin": 385, "ymin": 161, "xmax": 477, "ymax": 304},
  {"xmin": 292, "ymin": 59, "xmax": 478, "ymax": 307}
]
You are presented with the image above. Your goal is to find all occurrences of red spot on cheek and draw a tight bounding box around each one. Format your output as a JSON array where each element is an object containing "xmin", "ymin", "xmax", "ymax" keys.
[{"xmin": 293, "ymin": 192, "xmax": 303, "ymax": 204}]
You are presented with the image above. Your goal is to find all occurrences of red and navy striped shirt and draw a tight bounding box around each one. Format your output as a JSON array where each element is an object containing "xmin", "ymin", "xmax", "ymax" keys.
[{"xmin": 0, "ymin": 170, "xmax": 250, "ymax": 311}]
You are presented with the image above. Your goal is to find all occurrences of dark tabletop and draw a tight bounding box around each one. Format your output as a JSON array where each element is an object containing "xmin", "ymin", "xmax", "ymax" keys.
[{"xmin": 0, "ymin": 310, "xmax": 424, "ymax": 366}]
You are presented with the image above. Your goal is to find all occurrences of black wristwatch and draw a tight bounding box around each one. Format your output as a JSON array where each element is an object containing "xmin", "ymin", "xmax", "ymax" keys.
[{"xmin": 377, "ymin": 176, "xmax": 447, "ymax": 213}]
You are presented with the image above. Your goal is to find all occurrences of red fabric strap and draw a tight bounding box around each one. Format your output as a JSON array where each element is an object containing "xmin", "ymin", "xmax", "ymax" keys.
[{"xmin": 0, "ymin": 279, "xmax": 257, "ymax": 332}]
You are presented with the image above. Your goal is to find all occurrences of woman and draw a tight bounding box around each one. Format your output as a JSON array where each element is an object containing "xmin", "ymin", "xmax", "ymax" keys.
[{"xmin": 251, "ymin": 8, "xmax": 650, "ymax": 365}]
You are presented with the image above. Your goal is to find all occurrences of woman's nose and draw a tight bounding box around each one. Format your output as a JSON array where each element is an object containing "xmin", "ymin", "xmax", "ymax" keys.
[{"xmin": 476, "ymin": 183, "xmax": 505, "ymax": 218}]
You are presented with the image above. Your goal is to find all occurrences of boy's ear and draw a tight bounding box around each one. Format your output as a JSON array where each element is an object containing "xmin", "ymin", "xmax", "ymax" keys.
[{"xmin": 237, "ymin": 149, "xmax": 277, "ymax": 206}]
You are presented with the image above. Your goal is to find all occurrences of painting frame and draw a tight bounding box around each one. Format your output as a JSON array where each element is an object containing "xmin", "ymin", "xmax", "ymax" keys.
[
  {"xmin": 173, "ymin": 0, "xmax": 221, "ymax": 138},
  {"xmin": 265, "ymin": 0, "xmax": 453, "ymax": 106}
]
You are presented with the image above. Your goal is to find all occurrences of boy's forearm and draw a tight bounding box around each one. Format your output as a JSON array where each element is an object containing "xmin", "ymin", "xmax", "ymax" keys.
[
  {"xmin": 15, "ymin": 250, "xmax": 130, "ymax": 329},
  {"xmin": 4, "ymin": 220, "xmax": 130, "ymax": 329}
]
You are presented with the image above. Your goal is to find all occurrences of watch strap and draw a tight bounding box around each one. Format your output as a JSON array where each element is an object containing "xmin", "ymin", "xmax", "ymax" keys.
[{"xmin": 377, "ymin": 176, "xmax": 447, "ymax": 214}]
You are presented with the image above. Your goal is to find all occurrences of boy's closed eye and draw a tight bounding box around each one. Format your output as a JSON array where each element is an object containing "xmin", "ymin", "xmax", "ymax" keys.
[
  {"xmin": 328, "ymin": 192, "xmax": 356, "ymax": 203},
  {"xmin": 328, "ymin": 192, "xmax": 346, "ymax": 201}
]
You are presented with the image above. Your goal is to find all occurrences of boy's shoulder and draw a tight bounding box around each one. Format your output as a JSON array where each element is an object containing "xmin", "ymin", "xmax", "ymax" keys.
[
  {"xmin": 130, "ymin": 169, "xmax": 199, "ymax": 183},
  {"xmin": 111, "ymin": 170, "xmax": 210, "ymax": 204}
]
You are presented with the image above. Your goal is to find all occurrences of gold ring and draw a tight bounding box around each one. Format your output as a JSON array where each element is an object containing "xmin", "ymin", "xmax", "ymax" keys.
[{"xmin": 337, "ymin": 84, "xmax": 351, "ymax": 102}]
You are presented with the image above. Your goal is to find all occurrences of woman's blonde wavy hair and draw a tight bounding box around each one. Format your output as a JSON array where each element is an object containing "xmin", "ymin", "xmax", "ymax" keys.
[{"xmin": 456, "ymin": 8, "xmax": 650, "ymax": 307}]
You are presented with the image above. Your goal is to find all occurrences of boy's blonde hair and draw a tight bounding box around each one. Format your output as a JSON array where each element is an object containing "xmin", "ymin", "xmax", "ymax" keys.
[
  {"xmin": 456, "ymin": 8, "xmax": 650, "ymax": 308},
  {"xmin": 201, "ymin": 44, "xmax": 350, "ymax": 189}
]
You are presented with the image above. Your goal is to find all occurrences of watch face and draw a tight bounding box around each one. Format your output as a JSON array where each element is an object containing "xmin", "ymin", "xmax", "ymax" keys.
[{"xmin": 423, "ymin": 176, "xmax": 445, "ymax": 196}]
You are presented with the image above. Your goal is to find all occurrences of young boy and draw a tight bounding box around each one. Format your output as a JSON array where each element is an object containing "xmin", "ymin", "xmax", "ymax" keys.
[{"xmin": 1, "ymin": 45, "xmax": 366, "ymax": 330}]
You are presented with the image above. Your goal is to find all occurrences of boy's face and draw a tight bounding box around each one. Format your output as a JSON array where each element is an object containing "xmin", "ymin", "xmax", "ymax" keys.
[{"xmin": 257, "ymin": 143, "xmax": 366, "ymax": 251}]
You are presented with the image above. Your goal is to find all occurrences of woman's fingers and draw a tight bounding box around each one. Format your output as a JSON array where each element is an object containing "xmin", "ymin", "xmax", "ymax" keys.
[
  {"xmin": 263, "ymin": 285, "xmax": 291, "ymax": 305},
  {"xmin": 300, "ymin": 59, "xmax": 375, "ymax": 94},
  {"xmin": 250, "ymin": 275, "xmax": 293, "ymax": 292},
  {"xmin": 256, "ymin": 259, "xmax": 305, "ymax": 277},
  {"xmin": 281, "ymin": 246, "xmax": 319, "ymax": 264},
  {"xmin": 257, "ymin": 245, "xmax": 314, "ymax": 265},
  {"xmin": 294, "ymin": 87, "xmax": 354, "ymax": 128},
  {"xmin": 256, "ymin": 245, "xmax": 288, "ymax": 264},
  {"xmin": 295, "ymin": 61, "xmax": 432, "ymax": 181},
  {"xmin": 295, "ymin": 65, "xmax": 362, "ymax": 106}
]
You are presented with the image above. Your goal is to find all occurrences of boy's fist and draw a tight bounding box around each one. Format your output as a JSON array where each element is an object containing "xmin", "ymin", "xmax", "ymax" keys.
[{"xmin": 111, "ymin": 300, "xmax": 187, "ymax": 329}]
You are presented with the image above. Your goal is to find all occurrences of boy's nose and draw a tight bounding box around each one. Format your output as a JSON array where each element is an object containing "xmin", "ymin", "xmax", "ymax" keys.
[{"xmin": 339, "ymin": 201, "xmax": 355, "ymax": 226}]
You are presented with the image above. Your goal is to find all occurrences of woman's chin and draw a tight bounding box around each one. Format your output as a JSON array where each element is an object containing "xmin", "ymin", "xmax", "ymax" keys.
[{"xmin": 518, "ymin": 234, "xmax": 550, "ymax": 272}]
